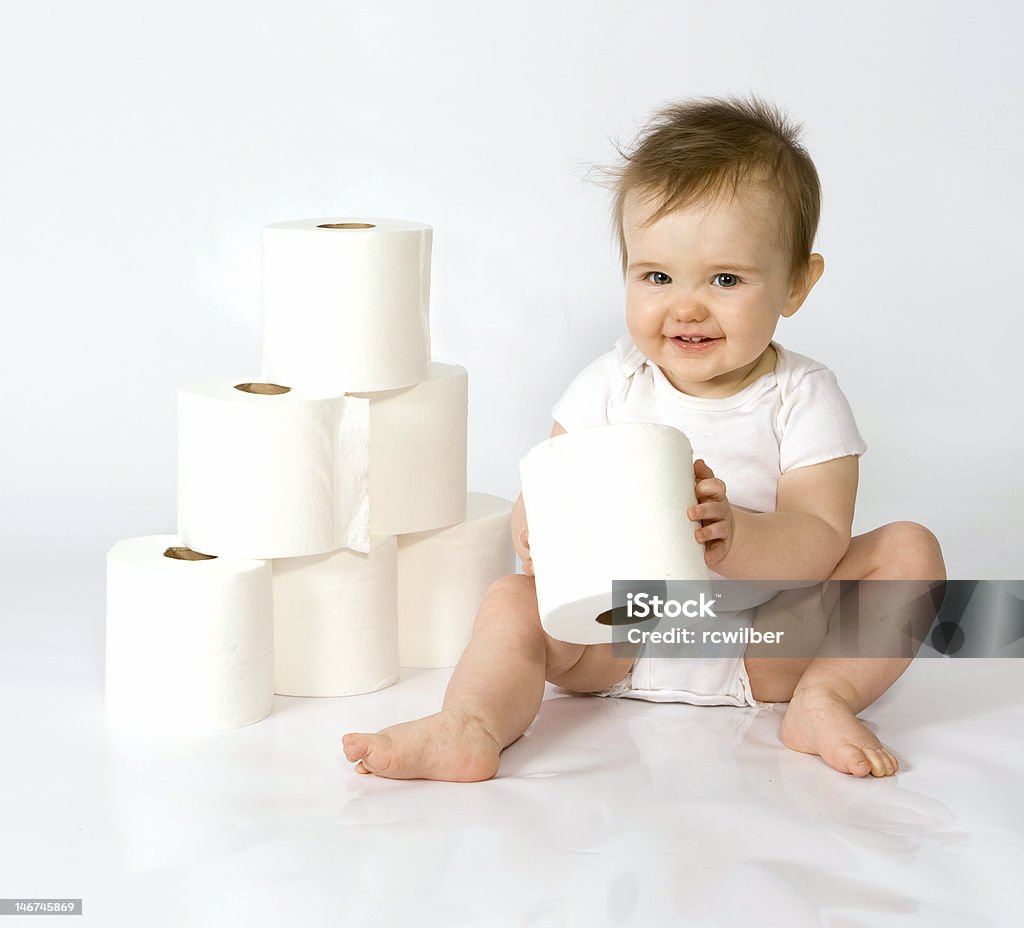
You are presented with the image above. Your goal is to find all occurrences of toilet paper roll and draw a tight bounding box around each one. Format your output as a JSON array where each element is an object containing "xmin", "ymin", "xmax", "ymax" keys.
[
  {"xmin": 397, "ymin": 492, "xmax": 515, "ymax": 668},
  {"xmin": 351, "ymin": 362, "xmax": 468, "ymax": 536},
  {"xmin": 519, "ymin": 423, "xmax": 709, "ymax": 645},
  {"xmin": 261, "ymin": 217, "xmax": 432, "ymax": 395},
  {"xmin": 177, "ymin": 381, "xmax": 370, "ymax": 559},
  {"xmin": 272, "ymin": 535, "xmax": 398, "ymax": 697},
  {"xmin": 105, "ymin": 536, "xmax": 274, "ymax": 732}
]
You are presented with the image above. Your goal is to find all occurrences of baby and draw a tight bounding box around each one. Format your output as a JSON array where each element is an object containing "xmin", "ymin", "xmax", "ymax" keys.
[{"xmin": 343, "ymin": 95, "xmax": 946, "ymax": 781}]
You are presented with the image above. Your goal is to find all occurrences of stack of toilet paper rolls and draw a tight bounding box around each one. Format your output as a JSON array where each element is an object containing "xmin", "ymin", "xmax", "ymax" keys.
[{"xmin": 105, "ymin": 218, "xmax": 515, "ymax": 733}]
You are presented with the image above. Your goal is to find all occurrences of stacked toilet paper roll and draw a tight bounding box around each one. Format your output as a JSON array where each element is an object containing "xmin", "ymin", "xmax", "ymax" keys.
[
  {"xmin": 519, "ymin": 423, "xmax": 708, "ymax": 646},
  {"xmin": 261, "ymin": 218, "xmax": 432, "ymax": 395},
  {"xmin": 397, "ymin": 493, "xmax": 516, "ymax": 668},
  {"xmin": 177, "ymin": 382, "xmax": 371, "ymax": 557},
  {"xmin": 105, "ymin": 536, "xmax": 274, "ymax": 732},
  {"xmin": 352, "ymin": 362, "xmax": 468, "ymax": 536},
  {"xmin": 273, "ymin": 535, "xmax": 399, "ymax": 697},
  {"xmin": 106, "ymin": 214, "xmax": 517, "ymax": 732}
]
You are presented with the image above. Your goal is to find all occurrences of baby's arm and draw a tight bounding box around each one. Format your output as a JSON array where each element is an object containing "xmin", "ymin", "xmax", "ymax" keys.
[
  {"xmin": 690, "ymin": 455, "xmax": 858, "ymax": 581},
  {"xmin": 512, "ymin": 421, "xmax": 566, "ymax": 575}
]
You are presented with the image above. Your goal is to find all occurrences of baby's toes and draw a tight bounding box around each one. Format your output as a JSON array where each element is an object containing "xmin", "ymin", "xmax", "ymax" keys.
[
  {"xmin": 834, "ymin": 742, "xmax": 874, "ymax": 778},
  {"xmin": 359, "ymin": 733, "xmax": 396, "ymax": 774},
  {"xmin": 341, "ymin": 732, "xmax": 369, "ymax": 763},
  {"xmin": 342, "ymin": 732, "xmax": 395, "ymax": 774},
  {"xmin": 863, "ymin": 746, "xmax": 898, "ymax": 777}
]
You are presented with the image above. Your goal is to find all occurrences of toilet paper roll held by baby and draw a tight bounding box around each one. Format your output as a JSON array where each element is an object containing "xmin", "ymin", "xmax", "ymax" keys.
[{"xmin": 519, "ymin": 423, "xmax": 709, "ymax": 646}]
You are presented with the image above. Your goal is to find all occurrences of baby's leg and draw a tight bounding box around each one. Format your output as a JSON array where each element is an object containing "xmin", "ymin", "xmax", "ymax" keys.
[
  {"xmin": 746, "ymin": 521, "xmax": 945, "ymax": 777},
  {"xmin": 342, "ymin": 574, "xmax": 638, "ymax": 782}
]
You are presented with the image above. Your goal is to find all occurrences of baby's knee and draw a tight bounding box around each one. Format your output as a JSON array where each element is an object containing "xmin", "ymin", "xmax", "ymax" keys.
[{"xmin": 878, "ymin": 521, "xmax": 946, "ymax": 579}]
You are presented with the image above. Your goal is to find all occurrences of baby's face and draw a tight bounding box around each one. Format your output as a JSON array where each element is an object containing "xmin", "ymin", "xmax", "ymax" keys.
[{"xmin": 624, "ymin": 183, "xmax": 815, "ymax": 398}]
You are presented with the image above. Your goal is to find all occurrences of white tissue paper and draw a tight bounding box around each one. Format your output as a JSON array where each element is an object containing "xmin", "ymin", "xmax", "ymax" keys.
[
  {"xmin": 397, "ymin": 492, "xmax": 515, "ymax": 668},
  {"xmin": 261, "ymin": 217, "xmax": 432, "ymax": 395},
  {"xmin": 105, "ymin": 535, "xmax": 274, "ymax": 732},
  {"xmin": 177, "ymin": 381, "xmax": 370, "ymax": 559},
  {"xmin": 519, "ymin": 423, "xmax": 708, "ymax": 645},
  {"xmin": 351, "ymin": 362, "xmax": 468, "ymax": 536},
  {"xmin": 272, "ymin": 535, "xmax": 399, "ymax": 697}
]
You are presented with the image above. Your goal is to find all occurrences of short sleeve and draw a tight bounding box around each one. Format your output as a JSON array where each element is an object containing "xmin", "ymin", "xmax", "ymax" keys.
[
  {"xmin": 778, "ymin": 368, "xmax": 867, "ymax": 473},
  {"xmin": 551, "ymin": 349, "xmax": 620, "ymax": 431}
]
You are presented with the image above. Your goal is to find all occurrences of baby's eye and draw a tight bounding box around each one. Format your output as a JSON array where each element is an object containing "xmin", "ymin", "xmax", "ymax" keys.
[
  {"xmin": 713, "ymin": 273, "xmax": 740, "ymax": 288},
  {"xmin": 644, "ymin": 271, "xmax": 672, "ymax": 285}
]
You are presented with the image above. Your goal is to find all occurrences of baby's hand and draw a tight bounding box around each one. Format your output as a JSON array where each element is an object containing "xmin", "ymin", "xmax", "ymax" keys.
[
  {"xmin": 518, "ymin": 529, "xmax": 535, "ymax": 576},
  {"xmin": 687, "ymin": 459, "xmax": 734, "ymax": 568}
]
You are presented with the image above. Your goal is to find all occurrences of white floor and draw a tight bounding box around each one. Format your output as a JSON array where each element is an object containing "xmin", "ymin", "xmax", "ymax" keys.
[{"xmin": 2, "ymin": 562, "xmax": 1022, "ymax": 927}]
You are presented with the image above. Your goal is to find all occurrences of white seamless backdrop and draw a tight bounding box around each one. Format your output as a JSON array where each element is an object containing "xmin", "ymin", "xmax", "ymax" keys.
[{"xmin": 1, "ymin": 0, "xmax": 1021, "ymax": 580}]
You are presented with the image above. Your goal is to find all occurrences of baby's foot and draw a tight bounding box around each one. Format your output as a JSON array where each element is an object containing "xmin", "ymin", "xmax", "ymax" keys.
[
  {"xmin": 342, "ymin": 708, "xmax": 502, "ymax": 782},
  {"xmin": 780, "ymin": 686, "xmax": 900, "ymax": 777}
]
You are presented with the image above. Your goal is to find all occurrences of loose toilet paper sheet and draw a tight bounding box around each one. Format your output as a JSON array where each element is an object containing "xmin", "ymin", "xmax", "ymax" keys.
[
  {"xmin": 272, "ymin": 535, "xmax": 398, "ymax": 697},
  {"xmin": 336, "ymin": 394, "xmax": 371, "ymax": 552},
  {"xmin": 397, "ymin": 492, "xmax": 515, "ymax": 668},
  {"xmin": 261, "ymin": 217, "xmax": 432, "ymax": 395},
  {"xmin": 177, "ymin": 382, "xmax": 370, "ymax": 559},
  {"xmin": 105, "ymin": 535, "xmax": 274, "ymax": 732},
  {"xmin": 519, "ymin": 423, "xmax": 708, "ymax": 645}
]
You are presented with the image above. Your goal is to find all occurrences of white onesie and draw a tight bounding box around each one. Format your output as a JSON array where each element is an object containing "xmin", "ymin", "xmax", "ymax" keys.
[{"xmin": 550, "ymin": 334, "xmax": 868, "ymax": 707}]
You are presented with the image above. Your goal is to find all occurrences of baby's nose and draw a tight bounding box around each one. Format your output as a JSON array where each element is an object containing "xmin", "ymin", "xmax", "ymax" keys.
[{"xmin": 669, "ymin": 292, "xmax": 709, "ymax": 320}]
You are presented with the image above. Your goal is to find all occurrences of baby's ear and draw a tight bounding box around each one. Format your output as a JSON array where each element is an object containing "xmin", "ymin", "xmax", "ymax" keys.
[
  {"xmin": 783, "ymin": 254, "xmax": 825, "ymax": 317},
  {"xmin": 806, "ymin": 253, "xmax": 825, "ymax": 287}
]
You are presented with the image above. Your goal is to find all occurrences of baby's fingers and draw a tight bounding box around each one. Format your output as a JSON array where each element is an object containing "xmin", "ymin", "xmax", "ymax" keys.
[
  {"xmin": 694, "ymin": 458, "xmax": 726, "ymax": 498},
  {"xmin": 694, "ymin": 458, "xmax": 716, "ymax": 479},
  {"xmin": 688, "ymin": 501, "xmax": 727, "ymax": 522},
  {"xmin": 695, "ymin": 520, "xmax": 729, "ymax": 544},
  {"xmin": 694, "ymin": 476, "xmax": 727, "ymax": 502}
]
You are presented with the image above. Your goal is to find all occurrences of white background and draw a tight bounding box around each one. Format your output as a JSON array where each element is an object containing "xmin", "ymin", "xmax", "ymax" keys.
[{"xmin": 2, "ymin": 0, "xmax": 1022, "ymax": 579}]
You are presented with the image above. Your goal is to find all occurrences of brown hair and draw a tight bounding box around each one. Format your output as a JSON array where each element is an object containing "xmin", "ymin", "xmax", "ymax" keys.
[{"xmin": 586, "ymin": 95, "xmax": 821, "ymax": 283}]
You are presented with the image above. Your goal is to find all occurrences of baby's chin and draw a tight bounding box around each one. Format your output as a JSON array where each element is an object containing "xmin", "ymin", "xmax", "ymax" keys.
[{"xmin": 654, "ymin": 347, "xmax": 780, "ymax": 394}]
